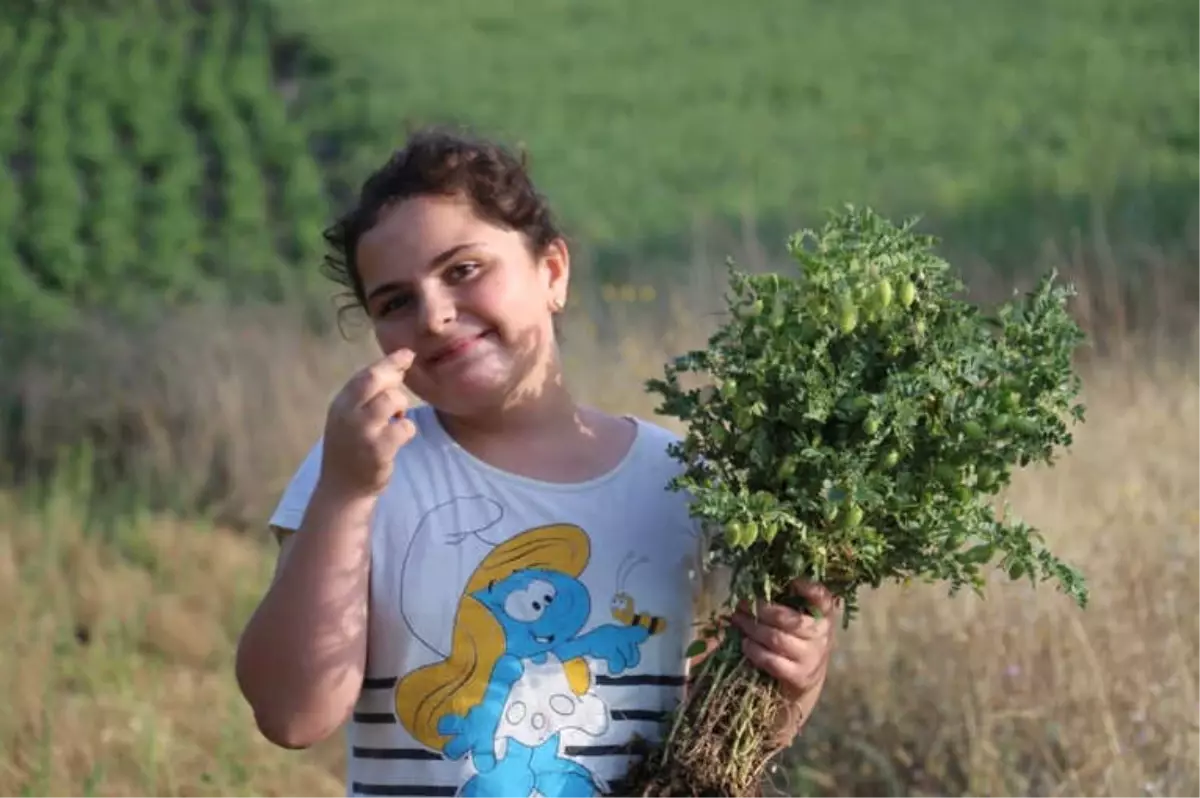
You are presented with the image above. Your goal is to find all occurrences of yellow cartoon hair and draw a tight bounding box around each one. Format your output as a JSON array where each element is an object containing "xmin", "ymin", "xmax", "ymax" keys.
[{"xmin": 395, "ymin": 524, "xmax": 593, "ymax": 751}]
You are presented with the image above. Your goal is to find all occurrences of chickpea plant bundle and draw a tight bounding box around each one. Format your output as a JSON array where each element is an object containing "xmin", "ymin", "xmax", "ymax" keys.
[{"xmin": 628, "ymin": 206, "xmax": 1090, "ymax": 797}]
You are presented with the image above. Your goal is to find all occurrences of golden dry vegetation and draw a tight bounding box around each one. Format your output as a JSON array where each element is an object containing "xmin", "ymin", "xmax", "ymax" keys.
[{"xmin": 0, "ymin": 248, "xmax": 1196, "ymax": 796}]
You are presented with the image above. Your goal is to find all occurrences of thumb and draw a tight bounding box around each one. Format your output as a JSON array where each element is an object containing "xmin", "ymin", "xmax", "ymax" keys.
[{"xmin": 386, "ymin": 347, "xmax": 416, "ymax": 372}]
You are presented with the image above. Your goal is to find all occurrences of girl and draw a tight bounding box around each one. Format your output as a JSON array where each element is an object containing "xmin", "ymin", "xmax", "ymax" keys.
[{"xmin": 235, "ymin": 127, "xmax": 837, "ymax": 798}]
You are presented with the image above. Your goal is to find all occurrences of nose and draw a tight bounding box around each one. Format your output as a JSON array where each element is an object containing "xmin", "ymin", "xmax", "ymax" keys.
[{"xmin": 417, "ymin": 286, "xmax": 456, "ymax": 334}]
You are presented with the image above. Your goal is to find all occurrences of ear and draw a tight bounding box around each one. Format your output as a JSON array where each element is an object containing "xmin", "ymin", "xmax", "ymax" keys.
[{"xmin": 538, "ymin": 237, "xmax": 570, "ymax": 312}]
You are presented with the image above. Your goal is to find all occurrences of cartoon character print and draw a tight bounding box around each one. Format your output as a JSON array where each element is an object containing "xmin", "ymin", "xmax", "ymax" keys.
[
  {"xmin": 609, "ymin": 552, "xmax": 669, "ymax": 637},
  {"xmin": 393, "ymin": 498, "xmax": 655, "ymax": 798}
]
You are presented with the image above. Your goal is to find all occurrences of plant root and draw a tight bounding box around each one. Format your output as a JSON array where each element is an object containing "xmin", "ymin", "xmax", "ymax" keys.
[{"xmin": 622, "ymin": 649, "xmax": 793, "ymax": 797}]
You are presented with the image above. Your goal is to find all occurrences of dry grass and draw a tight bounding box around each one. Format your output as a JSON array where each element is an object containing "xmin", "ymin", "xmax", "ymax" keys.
[
  {"xmin": 781, "ymin": 356, "xmax": 1200, "ymax": 797},
  {"xmin": 0, "ymin": 488, "xmax": 347, "ymax": 796},
  {"xmin": 0, "ymin": 244, "xmax": 1196, "ymax": 795}
]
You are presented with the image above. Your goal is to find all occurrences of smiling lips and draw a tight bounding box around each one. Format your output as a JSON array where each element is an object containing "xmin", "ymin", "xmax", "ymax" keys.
[{"xmin": 426, "ymin": 330, "xmax": 492, "ymax": 366}]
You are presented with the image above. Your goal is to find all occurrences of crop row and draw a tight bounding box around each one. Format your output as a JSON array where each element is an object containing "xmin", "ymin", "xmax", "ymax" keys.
[{"xmin": 0, "ymin": 2, "xmax": 344, "ymax": 329}]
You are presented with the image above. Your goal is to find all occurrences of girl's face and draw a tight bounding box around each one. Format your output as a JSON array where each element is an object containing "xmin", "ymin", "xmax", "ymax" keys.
[{"xmin": 355, "ymin": 193, "xmax": 569, "ymax": 418}]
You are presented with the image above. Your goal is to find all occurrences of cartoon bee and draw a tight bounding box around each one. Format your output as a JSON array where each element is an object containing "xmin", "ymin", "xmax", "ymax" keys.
[{"xmin": 610, "ymin": 553, "xmax": 668, "ymax": 635}]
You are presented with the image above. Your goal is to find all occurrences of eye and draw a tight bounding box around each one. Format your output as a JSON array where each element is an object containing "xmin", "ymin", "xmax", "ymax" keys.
[
  {"xmin": 445, "ymin": 261, "xmax": 481, "ymax": 283},
  {"xmin": 502, "ymin": 579, "xmax": 556, "ymax": 622},
  {"xmin": 377, "ymin": 292, "xmax": 413, "ymax": 316},
  {"xmin": 503, "ymin": 592, "xmax": 540, "ymax": 622}
]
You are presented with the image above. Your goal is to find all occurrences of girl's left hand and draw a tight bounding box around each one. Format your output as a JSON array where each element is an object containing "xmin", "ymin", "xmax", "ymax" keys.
[{"xmin": 730, "ymin": 581, "xmax": 838, "ymax": 740}]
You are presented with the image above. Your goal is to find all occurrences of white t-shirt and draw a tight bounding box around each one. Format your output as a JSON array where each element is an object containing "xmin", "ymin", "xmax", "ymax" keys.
[{"xmin": 269, "ymin": 403, "xmax": 709, "ymax": 798}]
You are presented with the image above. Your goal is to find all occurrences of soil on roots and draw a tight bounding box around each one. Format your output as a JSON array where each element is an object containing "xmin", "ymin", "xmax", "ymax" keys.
[{"xmin": 622, "ymin": 653, "xmax": 793, "ymax": 797}]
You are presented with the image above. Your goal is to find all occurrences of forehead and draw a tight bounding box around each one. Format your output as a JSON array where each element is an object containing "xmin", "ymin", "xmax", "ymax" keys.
[{"xmin": 356, "ymin": 194, "xmax": 513, "ymax": 281}]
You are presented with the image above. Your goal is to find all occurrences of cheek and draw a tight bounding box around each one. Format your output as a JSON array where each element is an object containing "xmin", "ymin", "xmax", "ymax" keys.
[
  {"xmin": 372, "ymin": 319, "xmax": 411, "ymax": 355},
  {"xmin": 468, "ymin": 267, "xmax": 548, "ymax": 328}
]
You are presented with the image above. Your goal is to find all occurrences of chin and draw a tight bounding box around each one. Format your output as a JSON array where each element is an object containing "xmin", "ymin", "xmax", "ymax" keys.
[{"xmin": 418, "ymin": 376, "xmax": 518, "ymax": 417}]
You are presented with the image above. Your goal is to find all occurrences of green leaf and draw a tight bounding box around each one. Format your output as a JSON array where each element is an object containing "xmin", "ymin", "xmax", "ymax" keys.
[
  {"xmin": 963, "ymin": 543, "xmax": 994, "ymax": 564},
  {"xmin": 645, "ymin": 205, "xmax": 1090, "ymax": 630}
]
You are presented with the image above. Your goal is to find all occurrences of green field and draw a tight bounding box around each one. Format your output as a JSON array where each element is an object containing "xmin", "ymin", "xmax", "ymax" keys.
[
  {"xmin": 273, "ymin": 0, "xmax": 1198, "ymax": 260},
  {"xmin": 0, "ymin": 0, "xmax": 330, "ymax": 330},
  {"xmin": 0, "ymin": 0, "xmax": 1195, "ymax": 332}
]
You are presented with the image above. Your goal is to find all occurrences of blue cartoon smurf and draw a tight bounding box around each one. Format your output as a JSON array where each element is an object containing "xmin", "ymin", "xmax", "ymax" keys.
[{"xmin": 395, "ymin": 523, "xmax": 650, "ymax": 797}]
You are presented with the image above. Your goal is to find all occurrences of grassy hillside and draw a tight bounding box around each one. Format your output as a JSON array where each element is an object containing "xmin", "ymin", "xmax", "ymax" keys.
[
  {"xmin": 269, "ymin": 0, "xmax": 1199, "ymax": 267},
  {"xmin": 0, "ymin": 0, "xmax": 1196, "ymax": 332},
  {"xmin": 0, "ymin": 0, "xmax": 333, "ymax": 332}
]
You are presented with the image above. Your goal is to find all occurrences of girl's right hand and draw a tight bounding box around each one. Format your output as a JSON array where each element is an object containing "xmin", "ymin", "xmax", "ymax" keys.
[{"xmin": 318, "ymin": 347, "xmax": 418, "ymax": 501}]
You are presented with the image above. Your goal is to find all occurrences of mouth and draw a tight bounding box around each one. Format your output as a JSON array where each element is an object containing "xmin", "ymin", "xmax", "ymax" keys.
[
  {"xmin": 426, "ymin": 330, "xmax": 494, "ymax": 366},
  {"xmin": 532, "ymin": 633, "xmax": 555, "ymax": 645}
]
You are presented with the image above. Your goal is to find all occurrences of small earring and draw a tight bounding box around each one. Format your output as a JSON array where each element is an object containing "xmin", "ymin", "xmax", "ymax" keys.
[{"xmin": 551, "ymin": 298, "xmax": 564, "ymax": 313}]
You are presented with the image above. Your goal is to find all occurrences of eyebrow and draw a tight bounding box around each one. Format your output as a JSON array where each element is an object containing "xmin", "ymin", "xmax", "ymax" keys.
[{"xmin": 365, "ymin": 242, "xmax": 481, "ymax": 303}]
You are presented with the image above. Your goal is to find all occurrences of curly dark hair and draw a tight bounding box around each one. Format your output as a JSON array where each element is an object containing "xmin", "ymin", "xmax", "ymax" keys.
[{"xmin": 321, "ymin": 125, "xmax": 565, "ymax": 312}]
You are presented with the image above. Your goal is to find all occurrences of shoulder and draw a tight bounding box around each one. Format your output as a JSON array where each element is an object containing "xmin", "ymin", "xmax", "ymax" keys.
[
  {"xmin": 628, "ymin": 415, "xmax": 686, "ymax": 463},
  {"xmin": 631, "ymin": 415, "xmax": 685, "ymax": 444},
  {"xmin": 622, "ymin": 416, "xmax": 708, "ymax": 545},
  {"xmin": 622, "ymin": 415, "xmax": 694, "ymax": 497}
]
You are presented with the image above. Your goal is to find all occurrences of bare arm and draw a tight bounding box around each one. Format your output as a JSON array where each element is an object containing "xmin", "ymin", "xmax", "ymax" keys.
[
  {"xmin": 235, "ymin": 347, "xmax": 416, "ymax": 749},
  {"xmin": 234, "ymin": 483, "xmax": 376, "ymax": 749}
]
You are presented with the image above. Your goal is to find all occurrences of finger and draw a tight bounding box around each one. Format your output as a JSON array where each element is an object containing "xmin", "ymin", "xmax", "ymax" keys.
[
  {"xmin": 347, "ymin": 349, "xmax": 416, "ymax": 406},
  {"xmin": 743, "ymin": 637, "xmax": 827, "ymax": 696},
  {"xmin": 738, "ymin": 601, "xmax": 825, "ymax": 640},
  {"xmin": 625, "ymin": 643, "xmax": 642, "ymax": 671},
  {"xmin": 379, "ymin": 416, "xmax": 418, "ymax": 449},
  {"xmin": 383, "ymin": 346, "xmax": 417, "ymax": 370},
  {"xmin": 742, "ymin": 637, "xmax": 806, "ymax": 689},
  {"xmin": 443, "ymin": 738, "xmax": 468, "ymax": 760},
  {"xmin": 344, "ymin": 368, "xmax": 395, "ymax": 407},
  {"xmin": 361, "ymin": 387, "xmax": 410, "ymax": 428},
  {"xmin": 731, "ymin": 612, "xmax": 807, "ymax": 662},
  {"xmin": 791, "ymin": 580, "xmax": 839, "ymax": 618}
]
